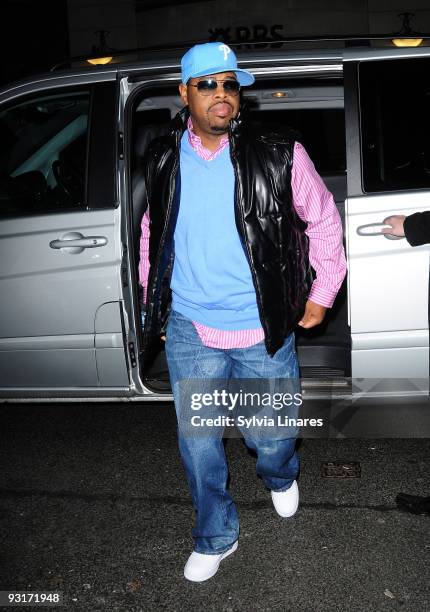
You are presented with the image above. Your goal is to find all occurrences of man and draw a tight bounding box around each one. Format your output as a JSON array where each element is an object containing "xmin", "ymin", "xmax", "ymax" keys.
[
  {"xmin": 382, "ymin": 212, "xmax": 430, "ymax": 516},
  {"xmin": 139, "ymin": 42, "xmax": 346, "ymax": 581}
]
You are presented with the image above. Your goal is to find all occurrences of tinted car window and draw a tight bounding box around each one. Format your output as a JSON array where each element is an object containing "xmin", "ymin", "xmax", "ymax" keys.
[
  {"xmin": 0, "ymin": 90, "xmax": 90, "ymax": 216},
  {"xmin": 359, "ymin": 57, "xmax": 430, "ymax": 193}
]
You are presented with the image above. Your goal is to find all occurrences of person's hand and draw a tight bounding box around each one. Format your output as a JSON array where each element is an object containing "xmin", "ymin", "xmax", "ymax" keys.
[
  {"xmin": 298, "ymin": 300, "xmax": 327, "ymax": 329},
  {"xmin": 381, "ymin": 215, "xmax": 406, "ymax": 237}
]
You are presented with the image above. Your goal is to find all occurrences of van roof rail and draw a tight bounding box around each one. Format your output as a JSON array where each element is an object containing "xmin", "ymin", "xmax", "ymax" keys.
[{"xmin": 50, "ymin": 34, "xmax": 430, "ymax": 71}]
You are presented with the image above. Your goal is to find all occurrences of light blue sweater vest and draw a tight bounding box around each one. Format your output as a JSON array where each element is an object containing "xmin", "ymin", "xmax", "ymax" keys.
[{"xmin": 170, "ymin": 132, "xmax": 261, "ymax": 330}]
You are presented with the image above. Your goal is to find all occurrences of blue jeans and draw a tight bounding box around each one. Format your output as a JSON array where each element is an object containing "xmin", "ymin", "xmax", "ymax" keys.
[{"xmin": 165, "ymin": 309, "xmax": 300, "ymax": 554}]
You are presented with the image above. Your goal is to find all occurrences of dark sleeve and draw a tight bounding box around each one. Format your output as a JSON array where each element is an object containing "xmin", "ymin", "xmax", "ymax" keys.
[{"xmin": 403, "ymin": 211, "xmax": 430, "ymax": 246}]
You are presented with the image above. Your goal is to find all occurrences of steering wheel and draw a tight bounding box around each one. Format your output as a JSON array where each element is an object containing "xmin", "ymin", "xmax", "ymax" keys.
[{"xmin": 52, "ymin": 159, "xmax": 84, "ymax": 205}]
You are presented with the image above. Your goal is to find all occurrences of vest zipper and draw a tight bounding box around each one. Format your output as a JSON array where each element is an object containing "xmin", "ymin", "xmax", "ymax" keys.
[{"xmin": 228, "ymin": 127, "xmax": 270, "ymax": 352}]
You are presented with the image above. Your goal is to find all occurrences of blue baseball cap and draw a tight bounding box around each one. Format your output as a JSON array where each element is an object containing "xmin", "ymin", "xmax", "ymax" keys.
[{"xmin": 181, "ymin": 42, "xmax": 255, "ymax": 86}]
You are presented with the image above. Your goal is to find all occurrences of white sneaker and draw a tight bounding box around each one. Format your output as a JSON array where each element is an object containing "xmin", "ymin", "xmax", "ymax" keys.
[
  {"xmin": 271, "ymin": 480, "xmax": 299, "ymax": 517},
  {"xmin": 184, "ymin": 540, "xmax": 238, "ymax": 582}
]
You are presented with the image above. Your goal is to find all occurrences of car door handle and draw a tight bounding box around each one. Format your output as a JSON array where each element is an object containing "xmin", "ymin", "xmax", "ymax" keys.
[
  {"xmin": 356, "ymin": 223, "xmax": 404, "ymax": 240},
  {"xmin": 49, "ymin": 235, "xmax": 108, "ymax": 249}
]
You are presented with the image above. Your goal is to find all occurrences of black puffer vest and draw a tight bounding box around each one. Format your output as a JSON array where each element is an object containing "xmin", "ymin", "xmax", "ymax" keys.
[{"xmin": 141, "ymin": 107, "xmax": 312, "ymax": 358}]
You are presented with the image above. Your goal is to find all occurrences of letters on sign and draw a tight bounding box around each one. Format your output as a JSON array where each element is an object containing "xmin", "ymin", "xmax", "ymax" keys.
[{"xmin": 208, "ymin": 25, "xmax": 285, "ymax": 49}]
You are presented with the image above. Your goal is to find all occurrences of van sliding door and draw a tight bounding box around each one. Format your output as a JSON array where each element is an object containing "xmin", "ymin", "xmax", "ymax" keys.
[{"xmin": 344, "ymin": 49, "xmax": 430, "ymax": 397}]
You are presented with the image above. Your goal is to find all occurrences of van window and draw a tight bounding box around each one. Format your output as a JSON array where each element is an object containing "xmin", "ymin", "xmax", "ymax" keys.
[
  {"xmin": 0, "ymin": 90, "xmax": 90, "ymax": 216},
  {"xmin": 359, "ymin": 57, "xmax": 430, "ymax": 193}
]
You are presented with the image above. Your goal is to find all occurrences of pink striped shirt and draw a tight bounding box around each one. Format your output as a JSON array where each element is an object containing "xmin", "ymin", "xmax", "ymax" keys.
[{"xmin": 139, "ymin": 119, "xmax": 347, "ymax": 348}]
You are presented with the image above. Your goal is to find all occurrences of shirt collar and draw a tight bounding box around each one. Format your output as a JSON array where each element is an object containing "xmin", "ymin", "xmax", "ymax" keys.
[{"xmin": 186, "ymin": 116, "xmax": 229, "ymax": 161}]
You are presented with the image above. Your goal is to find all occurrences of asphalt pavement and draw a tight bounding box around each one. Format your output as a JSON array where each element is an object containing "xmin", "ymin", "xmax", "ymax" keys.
[{"xmin": 0, "ymin": 402, "xmax": 429, "ymax": 612}]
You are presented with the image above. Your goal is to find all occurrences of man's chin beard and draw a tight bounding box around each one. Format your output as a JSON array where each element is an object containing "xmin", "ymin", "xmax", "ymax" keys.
[
  {"xmin": 210, "ymin": 125, "xmax": 228, "ymax": 133},
  {"xmin": 209, "ymin": 121, "xmax": 230, "ymax": 134}
]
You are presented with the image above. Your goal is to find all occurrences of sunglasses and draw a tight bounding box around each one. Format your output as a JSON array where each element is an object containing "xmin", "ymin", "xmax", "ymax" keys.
[{"xmin": 188, "ymin": 78, "xmax": 241, "ymax": 96}]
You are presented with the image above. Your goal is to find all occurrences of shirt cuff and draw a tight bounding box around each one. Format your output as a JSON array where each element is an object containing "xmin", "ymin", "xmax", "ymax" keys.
[
  {"xmin": 138, "ymin": 284, "xmax": 147, "ymax": 307},
  {"xmin": 308, "ymin": 284, "xmax": 337, "ymax": 308}
]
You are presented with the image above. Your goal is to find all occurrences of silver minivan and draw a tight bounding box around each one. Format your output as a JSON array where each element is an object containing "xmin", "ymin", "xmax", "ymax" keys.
[{"xmin": 0, "ymin": 44, "xmax": 429, "ymax": 407}]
